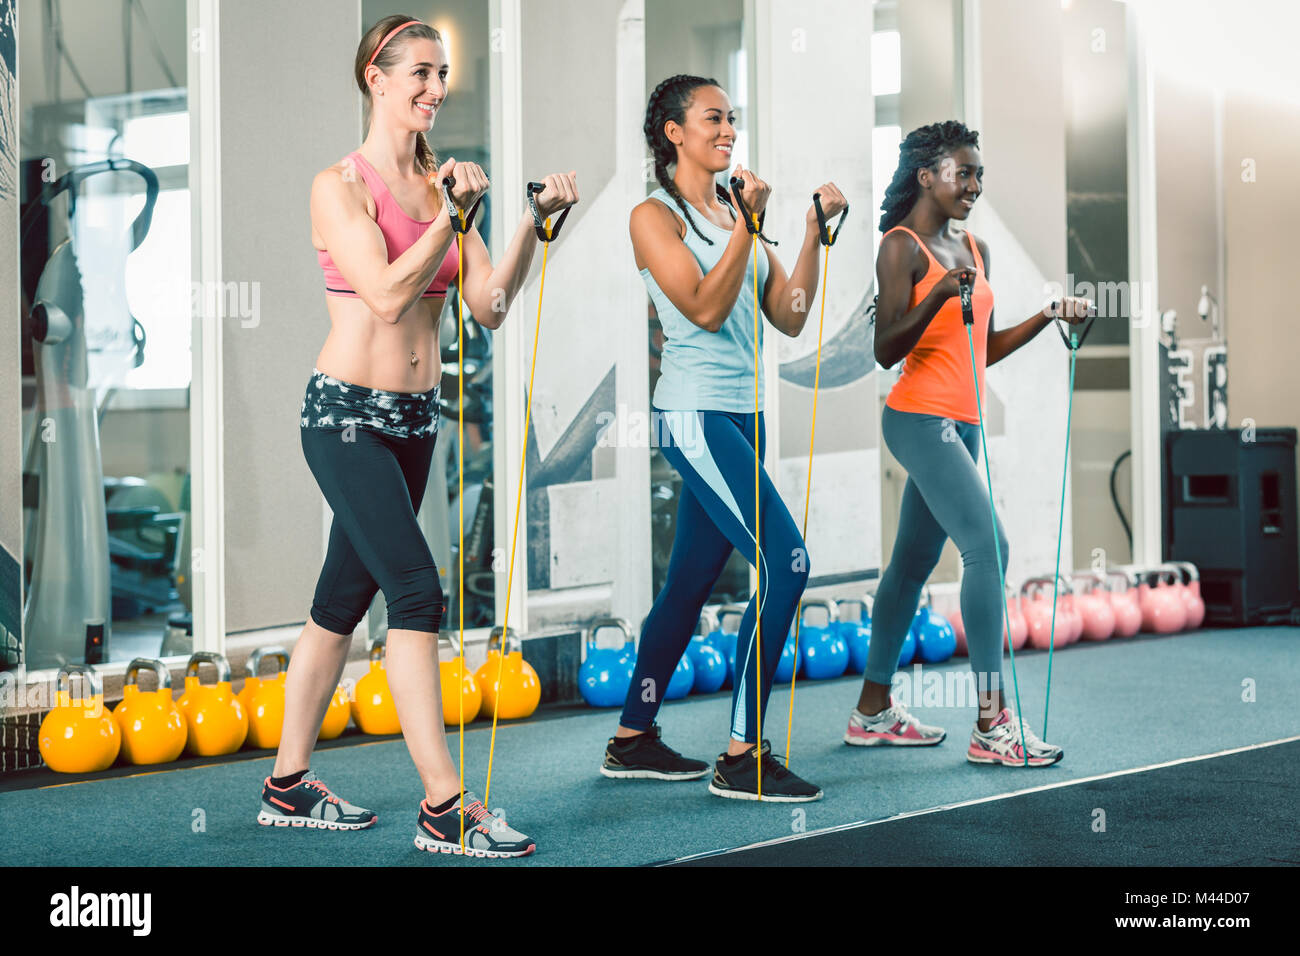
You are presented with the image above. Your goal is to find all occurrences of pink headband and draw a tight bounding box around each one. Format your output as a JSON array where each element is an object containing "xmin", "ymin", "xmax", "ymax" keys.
[{"xmin": 366, "ymin": 19, "xmax": 424, "ymax": 71}]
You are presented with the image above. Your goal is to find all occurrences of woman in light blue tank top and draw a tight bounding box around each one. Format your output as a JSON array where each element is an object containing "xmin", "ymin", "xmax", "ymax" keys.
[{"xmin": 599, "ymin": 74, "xmax": 847, "ymax": 802}]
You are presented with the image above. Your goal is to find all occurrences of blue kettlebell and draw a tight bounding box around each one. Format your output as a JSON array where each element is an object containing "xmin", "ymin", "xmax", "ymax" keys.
[
  {"xmin": 665, "ymin": 652, "xmax": 695, "ymax": 700},
  {"xmin": 579, "ymin": 617, "xmax": 636, "ymax": 708},
  {"xmin": 774, "ymin": 627, "xmax": 800, "ymax": 683},
  {"xmin": 837, "ymin": 597, "xmax": 872, "ymax": 674},
  {"xmin": 717, "ymin": 604, "xmax": 746, "ymax": 687},
  {"xmin": 687, "ymin": 608, "xmax": 727, "ymax": 694},
  {"xmin": 899, "ymin": 610, "xmax": 920, "ymax": 667},
  {"xmin": 916, "ymin": 606, "xmax": 957, "ymax": 663},
  {"xmin": 799, "ymin": 597, "xmax": 849, "ymax": 680}
]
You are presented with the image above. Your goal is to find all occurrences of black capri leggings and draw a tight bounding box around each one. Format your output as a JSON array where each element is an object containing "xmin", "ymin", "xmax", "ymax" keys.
[{"xmin": 299, "ymin": 368, "xmax": 445, "ymax": 635}]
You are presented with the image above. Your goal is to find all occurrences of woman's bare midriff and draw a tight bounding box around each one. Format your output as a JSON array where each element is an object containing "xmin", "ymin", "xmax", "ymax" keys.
[{"xmin": 314, "ymin": 295, "xmax": 444, "ymax": 393}]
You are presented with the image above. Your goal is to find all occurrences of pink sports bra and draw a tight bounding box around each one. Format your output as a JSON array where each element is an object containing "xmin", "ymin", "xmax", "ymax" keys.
[{"xmin": 317, "ymin": 151, "xmax": 460, "ymax": 299}]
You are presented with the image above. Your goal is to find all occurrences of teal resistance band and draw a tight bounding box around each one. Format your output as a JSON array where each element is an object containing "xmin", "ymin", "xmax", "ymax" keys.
[
  {"xmin": 1041, "ymin": 305, "xmax": 1096, "ymax": 739},
  {"xmin": 959, "ymin": 275, "xmax": 1028, "ymax": 766},
  {"xmin": 961, "ymin": 278, "xmax": 1096, "ymax": 765}
]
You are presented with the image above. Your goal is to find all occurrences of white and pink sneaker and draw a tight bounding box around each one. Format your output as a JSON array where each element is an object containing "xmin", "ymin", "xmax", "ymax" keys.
[
  {"xmin": 844, "ymin": 698, "xmax": 946, "ymax": 747},
  {"xmin": 967, "ymin": 707, "xmax": 1063, "ymax": 767}
]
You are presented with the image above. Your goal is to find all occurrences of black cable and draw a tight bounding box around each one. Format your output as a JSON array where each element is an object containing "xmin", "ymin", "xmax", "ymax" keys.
[
  {"xmin": 130, "ymin": 0, "xmax": 178, "ymax": 88},
  {"xmin": 1110, "ymin": 448, "xmax": 1132, "ymax": 553}
]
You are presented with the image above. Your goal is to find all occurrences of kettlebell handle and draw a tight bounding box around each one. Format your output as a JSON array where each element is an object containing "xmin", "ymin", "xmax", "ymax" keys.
[
  {"xmin": 488, "ymin": 625, "xmax": 523, "ymax": 655},
  {"xmin": 56, "ymin": 663, "xmax": 102, "ymax": 700},
  {"xmin": 186, "ymin": 651, "xmax": 232, "ymax": 683},
  {"xmin": 368, "ymin": 640, "xmax": 386, "ymax": 663},
  {"xmin": 247, "ymin": 645, "xmax": 290, "ymax": 678},
  {"xmin": 799, "ymin": 596, "xmax": 838, "ymax": 625},
  {"xmin": 837, "ymin": 597, "xmax": 868, "ymax": 620},
  {"xmin": 718, "ymin": 604, "xmax": 747, "ymax": 633},
  {"xmin": 124, "ymin": 657, "xmax": 172, "ymax": 691},
  {"xmin": 588, "ymin": 616, "xmax": 634, "ymax": 651},
  {"xmin": 697, "ymin": 607, "xmax": 719, "ymax": 636}
]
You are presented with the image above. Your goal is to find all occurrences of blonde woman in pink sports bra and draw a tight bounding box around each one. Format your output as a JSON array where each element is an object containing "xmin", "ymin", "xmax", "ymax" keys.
[{"xmin": 259, "ymin": 14, "xmax": 578, "ymax": 859}]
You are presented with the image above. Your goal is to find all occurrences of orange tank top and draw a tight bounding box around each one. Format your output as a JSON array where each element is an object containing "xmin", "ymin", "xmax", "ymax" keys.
[{"xmin": 882, "ymin": 226, "xmax": 994, "ymax": 425}]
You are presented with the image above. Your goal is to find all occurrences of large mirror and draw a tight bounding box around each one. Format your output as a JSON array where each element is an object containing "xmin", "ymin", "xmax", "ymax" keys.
[{"xmin": 17, "ymin": 0, "xmax": 190, "ymax": 669}]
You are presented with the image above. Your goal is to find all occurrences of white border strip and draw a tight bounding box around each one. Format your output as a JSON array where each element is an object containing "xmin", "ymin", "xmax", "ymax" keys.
[
  {"xmin": 189, "ymin": 0, "xmax": 226, "ymax": 653},
  {"xmin": 661, "ymin": 734, "xmax": 1300, "ymax": 865}
]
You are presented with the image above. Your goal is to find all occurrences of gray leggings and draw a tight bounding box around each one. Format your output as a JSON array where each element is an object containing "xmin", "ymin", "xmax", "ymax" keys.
[{"xmin": 866, "ymin": 405, "xmax": 1008, "ymax": 694}]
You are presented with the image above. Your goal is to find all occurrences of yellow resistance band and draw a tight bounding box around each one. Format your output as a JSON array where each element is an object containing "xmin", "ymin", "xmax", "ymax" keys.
[
  {"xmin": 748, "ymin": 213, "xmax": 764, "ymax": 800},
  {"xmin": 483, "ymin": 212, "xmax": 558, "ymax": 810},
  {"xmin": 784, "ymin": 239, "xmax": 831, "ymax": 767}
]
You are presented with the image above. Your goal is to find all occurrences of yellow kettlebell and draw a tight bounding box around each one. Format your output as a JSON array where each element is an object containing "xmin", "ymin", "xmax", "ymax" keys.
[
  {"xmin": 476, "ymin": 626, "xmax": 541, "ymax": 720},
  {"xmin": 350, "ymin": 641, "xmax": 401, "ymax": 735},
  {"xmin": 176, "ymin": 651, "xmax": 248, "ymax": 755},
  {"xmin": 318, "ymin": 683, "xmax": 352, "ymax": 740},
  {"xmin": 39, "ymin": 665, "xmax": 120, "ymax": 773},
  {"xmin": 439, "ymin": 634, "xmax": 482, "ymax": 724},
  {"xmin": 239, "ymin": 645, "xmax": 289, "ymax": 750},
  {"xmin": 114, "ymin": 658, "xmax": 186, "ymax": 765}
]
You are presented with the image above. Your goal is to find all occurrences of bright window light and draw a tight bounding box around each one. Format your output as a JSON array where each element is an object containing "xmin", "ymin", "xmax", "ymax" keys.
[
  {"xmin": 872, "ymin": 31, "xmax": 901, "ymax": 96},
  {"xmin": 123, "ymin": 112, "xmax": 189, "ymax": 168}
]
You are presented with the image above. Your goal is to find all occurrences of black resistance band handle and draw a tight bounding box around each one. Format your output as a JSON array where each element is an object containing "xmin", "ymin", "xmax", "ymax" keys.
[
  {"xmin": 812, "ymin": 192, "xmax": 848, "ymax": 247},
  {"xmin": 727, "ymin": 176, "xmax": 778, "ymax": 246},
  {"xmin": 527, "ymin": 181, "xmax": 571, "ymax": 242},
  {"xmin": 441, "ymin": 175, "xmax": 483, "ymax": 235},
  {"xmin": 1052, "ymin": 299, "xmax": 1098, "ymax": 351},
  {"xmin": 960, "ymin": 275, "xmax": 974, "ymax": 326}
]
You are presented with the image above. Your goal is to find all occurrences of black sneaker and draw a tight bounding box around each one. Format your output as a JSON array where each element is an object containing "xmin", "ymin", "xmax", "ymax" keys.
[
  {"xmin": 413, "ymin": 791, "xmax": 536, "ymax": 859},
  {"xmin": 257, "ymin": 771, "xmax": 377, "ymax": 830},
  {"xmin": 600, "ymin": 723, "xmax": 710, "ymax": 780},
  {"xmin": 708, "ymin": 741, "xmax": 824, "ymax": 802}
]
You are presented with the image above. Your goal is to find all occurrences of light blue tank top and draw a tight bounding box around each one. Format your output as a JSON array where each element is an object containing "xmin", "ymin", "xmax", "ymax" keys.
[{"xmin": 640, "ymin": 186, "xmax": 770, "ymax": 413}]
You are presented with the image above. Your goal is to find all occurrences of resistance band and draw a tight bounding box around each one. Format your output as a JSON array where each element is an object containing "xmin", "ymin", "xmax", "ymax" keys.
[
  {"xmin": 439, "ymin": 172, "xmax": 483, "ymax": 850},
  {"xmin": 1042, "ymin": 305, "xmax": 1095, "ymax": 739},
  {"xmin": 960, "ymin": 274, "xmax": 1029, "ymax": 766},
  {"xmin": 483, "ymin": 183, "xmax": 571, "ymax": 811},
  {"xmin": 728, "ymin": 175, "xmax": 775, "ymax": 797},
  {"xmin": 784, "ymin": 192, "xmax": 848, "ymax": 768}
]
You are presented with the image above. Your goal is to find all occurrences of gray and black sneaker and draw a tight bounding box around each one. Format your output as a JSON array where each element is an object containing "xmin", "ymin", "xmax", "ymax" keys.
[
  {"xmin": 600, "ymin": 723, "xmax": 710, "ymax": 780},
  {"xmin": 708, "ymin": 741, "xmax": 824, "ymax": 802},
  {"xmin": 257, "ymin": 771, "xmax": 377, "ymax": 830},
  {"xmin": 413, "ymin": 791, "xmax": 536, "ymax": 859}
]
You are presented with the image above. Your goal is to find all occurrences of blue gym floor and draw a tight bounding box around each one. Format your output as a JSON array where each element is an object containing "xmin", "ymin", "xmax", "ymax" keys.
[{"xmin": 2, "ymin": 626, "xmax": 1296, "ymax": 867}]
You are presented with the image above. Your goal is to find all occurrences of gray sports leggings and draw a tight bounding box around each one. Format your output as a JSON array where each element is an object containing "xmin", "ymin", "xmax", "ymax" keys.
[{"xmin": 866, "ymin": 405, "xmax": 1008, "ymax": 694}]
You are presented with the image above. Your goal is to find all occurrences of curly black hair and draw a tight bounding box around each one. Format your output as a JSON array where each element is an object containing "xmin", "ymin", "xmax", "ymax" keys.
[
  {"xmin": 643, "ymin": 74, "xmax": 736, "ymax": 246},
  {"xmin": 878, "ymin": 120, "xmax": 980, "ymax": 233}
]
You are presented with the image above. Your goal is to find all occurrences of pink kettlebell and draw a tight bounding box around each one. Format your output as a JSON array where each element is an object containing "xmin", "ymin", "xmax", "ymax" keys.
[
  {"xmin": 1171, "ymin": 561, "xmax": 1205, "ymax": 630},
  {"xmin": 1139, "ymin": 567, "xmax": 1186, "ymax": 633},
  {"xmin": 1074, "ymin": 571, "xmax": 1116, "ymax": 641},
  {"xmin": 1107, "ymin": 569, "xmax": 1142, "ymax": 638},
  {"xmin": 1021, "ymin": 578, "xmax": 1067, "ymax": 649}
]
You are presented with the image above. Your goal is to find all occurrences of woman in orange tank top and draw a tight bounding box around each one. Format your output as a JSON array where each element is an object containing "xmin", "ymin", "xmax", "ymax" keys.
[{"xmin": 842, "ymin": 121, "xmax": 1091, "ymax": 766}]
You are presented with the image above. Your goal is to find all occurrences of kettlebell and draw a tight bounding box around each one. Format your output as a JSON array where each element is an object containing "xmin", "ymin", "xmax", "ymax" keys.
[
  {"xmin": 1106, "ymin": 568, "xmax": 1142, "ymax": 638},
  {"xmin": 686, "ymin": 608, "xmax": 728, "ymax": 694},
  {"xmin": 177, "ymin": 651, "xmax": 248, "ymax": 756},
  {"xmin": 1139, "ymin": 567, "xmax": 1186, "ymax": 633},
  {"xmin": 476, "ymin": 625, "xmax": 541, "ymax": 720},
  {"xmin": 1170, "ymin": 561, "xmax": 1205, "ymax": 630},
  {"xmin": 914, "ymin": 588, "xmax": 957, "ymax": 663},
  {"xmin": 579, "ymin": 617, "xmax": 636, "ymax": 708},
  {"xmin": 350, "ymin": 641, "xmax": 401, "ymax": 735},
  {"xmin": 1021, "ymin": 578, "xmax": 1059, "ymax": 649},
  {"xmin": 318, "ymin": 682, "xmax": 352, "ymax": 740},
  {"xmin": 799, "ymin": 597, "xmax": 849, "ymax": 679},
  {"xmin": 439, "ymin": 633, "xmax": 482, "ymax": 724},
  {"xmin": 835, "ymin": 597, "xmax": 872, "ymax": 673},
  {"xmin": 240, "ymin": 645, "xmax": 289, "ymax": 750},
  {"xmin": 716, "ymin": 604, "xmax": 746, "ymax": 687},
  {"xmin": 114, "ymin": 658, "xmax": 186, "ymax": 765},
  {"xmin": 1073, "ymin": 572, "xmax": 1116, "ymax": 641},
  {"xmin": 39, "ymin": 665, "xmax": 121, "ymax": 773}
]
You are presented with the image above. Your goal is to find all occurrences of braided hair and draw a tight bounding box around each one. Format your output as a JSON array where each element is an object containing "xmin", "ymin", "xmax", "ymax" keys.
[
  {"xmin": 644, "ymin": 74, "xmax": 730, "ymax": 246},
  {"xmin": 878, "ymin": 120, "xmax": 980, "ymax": 233}
]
